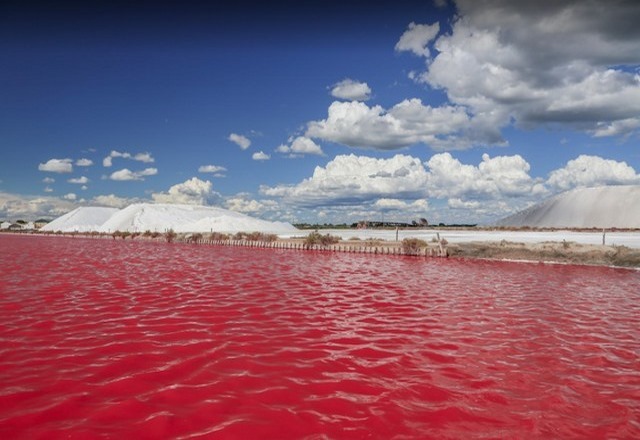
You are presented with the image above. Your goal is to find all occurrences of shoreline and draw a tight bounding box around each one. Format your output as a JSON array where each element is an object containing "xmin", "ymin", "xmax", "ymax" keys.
[{"xmin": 4, "ymin": 231, "xmax": 640, "ymax": 269}]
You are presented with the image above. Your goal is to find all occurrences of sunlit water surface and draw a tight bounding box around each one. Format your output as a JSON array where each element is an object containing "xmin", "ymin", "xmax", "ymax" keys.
[{"xmin": 1, "ymin": 235, "xmax": 639, "ymax": 439}]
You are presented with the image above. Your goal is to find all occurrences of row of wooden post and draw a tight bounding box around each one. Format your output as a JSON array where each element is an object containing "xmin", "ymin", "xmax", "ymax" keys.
[{"xmin": 176, "ymin": 238, "xmax": 449, "ymax": 257}]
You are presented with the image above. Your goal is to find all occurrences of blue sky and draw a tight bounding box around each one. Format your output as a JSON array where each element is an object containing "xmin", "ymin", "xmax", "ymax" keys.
[{"xmin": 1, "ymin": 0, "xmax": 639, "ymax": 224}]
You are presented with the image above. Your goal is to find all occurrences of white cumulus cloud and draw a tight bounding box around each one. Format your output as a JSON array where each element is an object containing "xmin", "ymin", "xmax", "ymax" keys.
[
  {"xmin": 260, "ymin": 152, "xmax": 548, "ymax": 223},
  {"xmin": 276, "ymin": 136, "xmax": 324, "ymax": 157},
  {"xmin": 406, "ymin": 0, "xmax": 640, "ymax": 141},
  {"xmin": 261, "ymin": 154, "xmax": 430, "ymax": 206},
  {"xmin": 103, "ymin": 150, "xmax": 155, "ymax": 167},
  {"xmin": 68, "ymin": 176, "xmax": 89, "ymax": 184},
  {"xmin": 109, "ymin": 168, "xmax": 157, "ymax": 181},
  {"xmin": 306, "ymin": 99, "xmax": 483, "ymax": 151},
  {"xmin": 228, "ymin": 133, "xmax": 251, "ymax": 150},
  {"xmin": 395, "ymin": 22, "xmax": 440, "ymax": 57},
  {"xmin": 92, "ymin": 194, "xmax": 136, "ymax": 208},
  {"xmin": 224, "ymin": 194, "xmax": 279, "ymax": 214},
  {"xmin": 252, "ymin": 151, "xmax": 271, "ymax": 161},
  {"xmin": 63, "ymin": 193, "xmax": 77, "ymax": 201},
  {"xmin": 198, "ymin": 165, "xmax": 227, "ymax": 175},
  {"xmin": 546, "ymin": 155, "xmax": 640, "ymax": 191},
  {"xmin": 0, "ymin": 192, "xmax": 78, "ymax": 219},
  {"xmin": 330, "ymin": 79, "xmax": 372, "ymax": 101},
  {"xmin": 76, "ymin": 158, "xmax": 93, "ymax": 166},
  {"xmin": 152, "ymin": 177, "xmax": 222, "ymax": 206},
  {"xmin": 424, "ymin": 152, "xmax": 546, "ymax": 200},
  {"xmin": 38, "ymin": 158, "xmax": 73, "ymax": 173}
]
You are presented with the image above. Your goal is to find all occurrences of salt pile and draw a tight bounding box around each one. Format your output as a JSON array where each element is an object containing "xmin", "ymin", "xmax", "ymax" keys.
[
  {"xmin": 497, "ymin": 185, "xmax": 640, "ymax": 228},
  {"xmin": 42, "ymin": 203, "xmax": 298, "ymax": 235},
  {"xmin": 97, "ymin": 203, "xmax": 297, "ymax": 234},
  {"xmin": 41, "ymin": 207, "xmax": 120, "ymax": 233}
]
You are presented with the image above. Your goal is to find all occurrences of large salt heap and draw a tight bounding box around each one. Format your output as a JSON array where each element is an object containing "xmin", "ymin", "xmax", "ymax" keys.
[
  {"xmin": 41, "ymin": 207, "xmax": 120, "ymax": 233},
  {"xmin": 497, "ymin": 185, "xmax": 640, "ymax": 228},
  {"xmin": 97, "ymin": 203, "xmax": 297, "ymax": 234},
  {"xmin": 43, "ymin": 203, "xmax": 298, "ymax": 235}
]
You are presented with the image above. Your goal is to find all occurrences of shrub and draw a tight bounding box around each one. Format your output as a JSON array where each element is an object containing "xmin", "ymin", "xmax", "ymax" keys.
[
  {"xmin": 189, "ymin": 233, "xmax": 203, "ymax": 243},
  {"xmin": 209, "ymin": 232, "xmax": 230, "ymax": 241},
  {"xmin": 305, "ymin": 231, "xmax": 341, "ymax": 248},
  {"xmin": 165, "ymin": 229, "xmax": 177, "ymax": 243},
  {"xmin": 233, "ymin": 232, "xmax": 247, "ymax": 241},
  {"xmin": 231, "ymin": 231, "xmax": 278, "ymax": 242},
  {"xmin": 402, "ymin": 238, "xmax": 427, "ymax": 255}
]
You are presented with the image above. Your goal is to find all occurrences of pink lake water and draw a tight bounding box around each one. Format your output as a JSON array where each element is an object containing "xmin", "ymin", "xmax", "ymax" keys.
[{"xmin": 1, "ymin": 234, "xmax": 639, "ymax": 439}]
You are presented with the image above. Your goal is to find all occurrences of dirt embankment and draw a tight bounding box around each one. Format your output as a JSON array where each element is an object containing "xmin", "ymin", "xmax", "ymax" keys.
[{"xmin": 447, "ymin": 241, "xmax": 640, "ymax": 268}]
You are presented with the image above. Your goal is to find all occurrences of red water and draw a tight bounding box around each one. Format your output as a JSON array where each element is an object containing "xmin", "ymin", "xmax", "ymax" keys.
[{"xmin": 1, "ymin": 235, "xmax": 639, "ymax": 439}]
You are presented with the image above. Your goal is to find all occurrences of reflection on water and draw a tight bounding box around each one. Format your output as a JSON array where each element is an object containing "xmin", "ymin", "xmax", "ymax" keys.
[{"xmin": 1, "ymin": 235, "xmax": 639, "ymax": 438}]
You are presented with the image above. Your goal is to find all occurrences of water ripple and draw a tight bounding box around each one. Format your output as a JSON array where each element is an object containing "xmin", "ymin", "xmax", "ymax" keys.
[{"xmin": 1, "ymin": 235, "xmax": 639, "ymax": 438}]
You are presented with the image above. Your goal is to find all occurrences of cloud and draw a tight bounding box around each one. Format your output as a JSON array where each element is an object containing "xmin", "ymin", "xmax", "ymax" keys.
[
  {"xmin": 252, "ymin": 151, "xmax": 271, "ymax": 161},
  {"xmin": 276, "ymin": 136, "xmax": 324, "ymax": 156},
  {"xmin": 261, "ymin": 154, "xmax": 430, "ymax": 206},
  {"xmin": 546, "ymin": 155, "xmax": 640, "ymax": 191},
  {"xmin": 92, "ymin": 194, "xmax": 136, "ymax": 208},
  {"xmin": 38, "ymin": 158, "xmax": 73, "ymax": 173},
  {"xmin": 330, "ymin": 79, "xmax": 372, "ymax": 101},
  {"xmin": 44, "ymin": 187, "xmax": 53, "ymax": 193},
  {"xmin": 305, "ymin": 99, "xmax": 489, "ymax": 151},
  {"xmin": 103, "ymin": 150, "xmax": 155, "ymax": 167},
  {"xmin": 424, "ymin": 152, "xmax": 546, "ymax": 200},
  {"xmin": 63, "ymin": 193, "xmax": 77, "ymax": 201},
  {"xmin": 224, "ymin": 194, "xmax": 279, "ymax": 214},
  {"xmin": 151, "ymin": 177, "xmax": 222, "ymax": 206},
  {"xmin": 406, "ymin": 0, "xmax": 640, "ymax": 141},
  {"xmin": 42, "ymin": 177, "xmax": 55, "ymax": 184},
  {"xmin": 198, "ymin": 165, "xmax": 227, "ymax": 176},
  {"xmin": 133, "ymin": 152, "xmax": 154, "ymax": 163},
  {"xmin": 228, "ymin": 133, "xmax": 251, "ymax": 150},
  {"xmin": 395, "ymin": 22, "xmax": 440, "ymax": 57},
  {"xmin": 68, "ymin": 176, "xmax": 89, "ymax": 184},
  {"xmin": 76, "ymin": 158, "xmax": 93, "ymax": 166},
  {"xmin": 260, "ymin": 152, "xmax": 549, "ymax": 223},
  {"xmin": 109, "ymin": 168, "xmax": 157, "ymax": 181},
  {"xmin": 0, "ymin": 192, "xmax": 77, "ymax": 219}
]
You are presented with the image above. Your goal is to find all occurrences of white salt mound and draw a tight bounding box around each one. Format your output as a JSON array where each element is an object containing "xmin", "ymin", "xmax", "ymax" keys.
[
  {"xmin": 497, "ymin": 185, "xmax": 640, "ymax": 228},
  {"xmin": 97, "ymin": 203, "xmax": 297, "ymax": 234},
  {"xmin": 44, "ymin": 203, "xmax": 298, "ymax": 234},
  {"xmin": 41, "ymin": 207, "xmax": 120, "ymax": 233}
]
